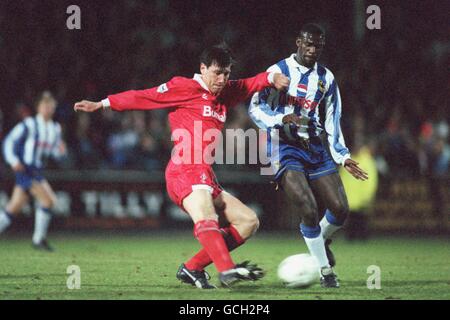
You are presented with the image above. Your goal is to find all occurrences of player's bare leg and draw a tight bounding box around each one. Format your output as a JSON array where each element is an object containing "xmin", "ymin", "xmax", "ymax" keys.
[
  {"xmin": 0, "ymin": 186, "xmax": 29, "ymax": 234},
  {"xmin": 182, "ymin": 191, "xmax": 263, "ymax": 276},
  {"xmin": 29, "ymin": 180, "xmax": 57, "ymax": 251},
  {"xmin": 176, "ymin": 189, "xmax": 227, "ymax": 289},
  {"xmin": 214, "ymin": 191, "xmax": 260, "ymax": 239},
  {"xmin": 310, "ymin": 172, "xmax": 350, "ymax": 268},
  {"xmin": 280, "ymin": 170, "xmax": 339, "ymax": 288},
  {"xmin": 179, "ymin": 189, "xmax": 264, "ymax": 288},
  {"xmin": 213, "ymin": 191, "xmax": 265, "ymax": 286}
]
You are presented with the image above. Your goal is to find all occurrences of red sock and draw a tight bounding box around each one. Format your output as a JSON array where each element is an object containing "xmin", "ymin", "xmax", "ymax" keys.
[
  {"xmin": 185, "ymin": 225, "xmax": 245, "ymax": 271},
  {"xmin": 191, "ymin": 220, "xmax": 235, "ymax": 273}
]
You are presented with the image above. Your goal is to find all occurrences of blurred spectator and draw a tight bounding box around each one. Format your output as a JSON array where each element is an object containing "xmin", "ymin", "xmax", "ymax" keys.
[
  {"xmin": 419, "ymin": 119, "xmax": 449, "ymax": 231},
  {"xmin": 107, "ymin": 114, "xmax": 140, "ymax": 168},
  {"xmin": 74, "ymin": 113, "xmax": 102, "ymax": 168},
  {"xmin": 340, "ymin": 138, "xmax": 379, "ymax": 240}
]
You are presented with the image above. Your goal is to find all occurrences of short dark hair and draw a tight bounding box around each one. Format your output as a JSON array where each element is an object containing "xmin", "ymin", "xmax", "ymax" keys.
[
  {"xmin": 298, "ymin": 23, "xmax": 325, "ymax": 38},
  {"xmin": 199, "ymin": 43, "xmax": 235, "ymax": 68}
]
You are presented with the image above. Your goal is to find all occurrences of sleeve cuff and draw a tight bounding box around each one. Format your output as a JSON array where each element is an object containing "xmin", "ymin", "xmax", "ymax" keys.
[
  {"xmin": 341, "ymin": 153, "xmax": 351, "ymax": 165},
  {"xmin": 101, "ymin": 98, "xmax": 111, "ymax": 109},
  {"xmin": 267, "ymin": 72, "xmax": 275, "ymax": 85},
  {"xmin": 11, "ymin": 159, "xmax": 21, "ymax": 167}
]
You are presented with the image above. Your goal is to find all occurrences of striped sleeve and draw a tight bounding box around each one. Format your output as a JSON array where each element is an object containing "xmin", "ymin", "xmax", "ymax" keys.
[
  {"xmin": 248, "ymin": 64, "xmax": 285, "ymax": 129},
  {"xmin": 2, "ymin": 122, "xmax": 26, "ymax": 166},
  {"xmin": 324, "ymin": 78, "xmax": 351, "ymax": 165}
]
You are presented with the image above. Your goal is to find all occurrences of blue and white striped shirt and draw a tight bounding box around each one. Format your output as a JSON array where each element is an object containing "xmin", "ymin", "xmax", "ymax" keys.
[
  {"xmin": 2, "ymin": 114, "xmax": 63, "ymax": 169},
  {"xmin": 249, "ymin": 53, "xmax": 351, "ymax": 165}
]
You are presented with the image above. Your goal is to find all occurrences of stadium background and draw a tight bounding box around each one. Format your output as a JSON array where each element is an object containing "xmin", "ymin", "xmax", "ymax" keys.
[{"xmin": 0, "ymin": 0, "xmax": 448, "ymax": 235}]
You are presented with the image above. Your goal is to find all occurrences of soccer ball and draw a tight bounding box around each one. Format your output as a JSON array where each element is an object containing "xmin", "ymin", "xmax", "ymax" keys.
[{"xmin": 277, "ymin": 253, "xmax": 320, "ymax": 288}]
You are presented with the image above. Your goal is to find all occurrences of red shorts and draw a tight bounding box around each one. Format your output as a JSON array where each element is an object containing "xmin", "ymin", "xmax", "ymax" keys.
[{"xmin": 165, "ymin": 161, "xmax": 223, "ymax": 210}]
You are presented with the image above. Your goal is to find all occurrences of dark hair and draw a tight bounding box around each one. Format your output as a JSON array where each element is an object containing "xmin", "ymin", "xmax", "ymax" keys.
[
  {"xmin": 199, "ymin": 42, "xmax": 235, "ymax": 68},
  {"xmin": 298, "ymin": 23, "xmax": 325, "ymax": 37}
]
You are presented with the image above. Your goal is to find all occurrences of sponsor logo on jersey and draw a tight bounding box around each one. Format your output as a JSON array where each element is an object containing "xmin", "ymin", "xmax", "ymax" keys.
[
  {"xmin": 297, "ymin": 84, "xmax": 307, "ymax": 94},
  {"xmin": 283, "ymin": 94, "xmax": 320, "ymax": 111},
  {"xmin": 318, "ymin": 80, "xmax": 326, "ymax": 93},
  {"xmin": 203, "ymin": 106, "xmax": 226, "ymax": 122}
]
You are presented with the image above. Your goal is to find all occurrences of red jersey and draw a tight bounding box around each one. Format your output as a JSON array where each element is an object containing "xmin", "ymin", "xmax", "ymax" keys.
[{"xmin": 107, "ymin": 72, "xmax": 272, "ymax": 166}]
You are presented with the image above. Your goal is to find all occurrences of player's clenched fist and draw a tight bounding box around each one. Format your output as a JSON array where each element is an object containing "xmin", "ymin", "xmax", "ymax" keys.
[
  {"xmin": 74, "ymin": 100, "xmax": 103, "ymax": 112},
  {"xmin": 273, "ymin": 73, "xmax": 290, "ymax": 91}
]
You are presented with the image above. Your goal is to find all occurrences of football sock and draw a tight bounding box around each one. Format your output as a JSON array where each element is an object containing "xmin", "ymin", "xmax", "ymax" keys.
[
  {"xmin": 0, "ymin": 210, "xmax": 12, "ymax": 234},
  {"xmin": 193, "ymin": 220, "xmax": 235, "ymax": 272},
  {"xmin": 300, "ymin": 224, "xmax": 330, "ymax": 269},
  {"xmin": 320, "ymin": 210, "xmax": 344, "ymax": 240},
  {"xmin": 185, "ymin": 225, "xmax": 245, "ymax": 271},
  {"xmin": 32, "ymin": 207, "xmax": 52, "ymax": 244}
]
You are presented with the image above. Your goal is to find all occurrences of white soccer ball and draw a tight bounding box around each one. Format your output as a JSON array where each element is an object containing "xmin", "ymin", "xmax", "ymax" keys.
[{"xmin": 277, "ymin": 253, "xmax": 320, "ymax": 288}]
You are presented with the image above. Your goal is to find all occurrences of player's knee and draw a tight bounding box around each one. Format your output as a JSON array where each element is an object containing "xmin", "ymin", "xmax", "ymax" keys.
[
  {"xmin": 40, "ymin": 195, "xmax": 57, "ymax": 209},
  {"xmin": 250, "ymin": 215, "xmax": 260, "ymax": 236},
  {"xmin": 5, "ymin": 204, "xmax": 21, "ymax": 215},
  {"xmin": 329, "ymin": 200, "xmax": 349, "ymax": 222},
  {"xmin": 240, "ymin": 212, "xmax": 260, "ymax": 239}
]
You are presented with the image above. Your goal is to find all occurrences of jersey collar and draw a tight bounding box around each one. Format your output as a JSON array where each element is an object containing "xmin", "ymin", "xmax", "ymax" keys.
[
  {"xmin": 193, "ymin": 73, "xmax": 211, "ymax": 93},
  {"xmin": 287, "ymin": 53, "xmax": 317, "ymax": 73},
  {"xmin": 36, "ymin": 113, "xmax": 51, "ymax": 124}
]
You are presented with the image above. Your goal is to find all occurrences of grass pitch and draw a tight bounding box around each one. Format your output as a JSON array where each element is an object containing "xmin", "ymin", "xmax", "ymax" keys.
[{"xmin": 0, "ymin": 231, "xmax": 448, "ymax": 300}]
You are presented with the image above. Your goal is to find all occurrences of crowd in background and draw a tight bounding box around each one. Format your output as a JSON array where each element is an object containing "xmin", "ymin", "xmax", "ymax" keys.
[{"xmin": 0, "ymin": 0, "xmax": 448, "ymax": 178}]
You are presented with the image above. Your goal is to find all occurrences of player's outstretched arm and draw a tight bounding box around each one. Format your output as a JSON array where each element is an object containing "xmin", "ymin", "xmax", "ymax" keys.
[{"xmin": 74, "ymin": 100, "xmax": 103, "ymax": 112}]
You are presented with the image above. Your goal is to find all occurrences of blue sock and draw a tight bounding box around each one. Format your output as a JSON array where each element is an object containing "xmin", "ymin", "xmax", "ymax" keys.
[{"xmin": 300, "ymin": 224, "xmax": 321, "ymax": 238}]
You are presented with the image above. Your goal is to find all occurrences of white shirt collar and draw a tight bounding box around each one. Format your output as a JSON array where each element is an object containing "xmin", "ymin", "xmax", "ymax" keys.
[
  {"xmin": 36, "ymin": 113, "xmax": 50, "ymax": 124},
  {"xmin": 287, "ymin": 53, "xmax": 317, "ymax": 73},
  {"xmin": 193, "ymin": 73, "xmax": 210, "ymax": 92}
]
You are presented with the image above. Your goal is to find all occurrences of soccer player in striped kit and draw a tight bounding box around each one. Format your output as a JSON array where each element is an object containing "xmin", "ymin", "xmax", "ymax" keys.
[
  {"xmin": 249, "ymin": 24, "xmax": 368, "ymax": 287},
  {"xmin": 0, "ymin": 91, "xmax": 66, "ymax": 251},
  {"xmin": 74, "ymin": 44, "xmax": 290, "ymax": 288}
]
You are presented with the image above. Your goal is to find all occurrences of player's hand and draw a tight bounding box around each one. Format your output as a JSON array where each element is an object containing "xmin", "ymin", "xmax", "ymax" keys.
[
  {"xmin": 344, "ymin": 159, "xmax": 368, "ymax": 181},
  {"xmin": 58, "ymin": 141, "xmax": 67, "ymax": 155},
  {"xmin": 273, "ymin": 73, "xmax": 290, "ymax": 91},
  {"xmin": 74, "ymin": 100, "xmax": 102, "ymax": 112},
  {"xmin": 12, "ymin": 162, "xmax": 25, "ymax": 172},
  {"xmin": 282, "ymin": 114, "xmax": 301, "ymax": 126}
]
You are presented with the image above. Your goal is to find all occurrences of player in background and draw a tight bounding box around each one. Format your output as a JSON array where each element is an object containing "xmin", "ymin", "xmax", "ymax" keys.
[
  {"xmin": 74, "ymin": 44, "xmax": 290, "ymax": 288},
  {"xmin": 249, "ymin": 24, "xmax": 368, "ymax": 288},
  {"xmin": 0, "ymin": 91, "xmax": 67, "ymax": 251}
]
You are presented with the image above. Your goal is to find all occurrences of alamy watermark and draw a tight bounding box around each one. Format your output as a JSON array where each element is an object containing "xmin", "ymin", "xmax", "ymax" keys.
[
  {"xmin": 367, "ymin": 265, "xmax": 381, "ymax": 289},
  {"xmin": 366, "ymin": 5, "xmax": 381, "ymax": 30},
  {"xmin": 66, "ymin": 5, "xmax": 81, "ymax": 30},
  {"xmin": 170, "ymin": 121, "xmax": 279, "ymax": 175},
  {"xmin": 66, "ymin": 265, "xmax": 81, "ymax": 289}
]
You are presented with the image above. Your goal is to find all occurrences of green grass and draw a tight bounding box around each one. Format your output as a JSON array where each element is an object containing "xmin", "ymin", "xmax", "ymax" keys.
[{"xmin": 0, "ymin": 232, "xmax": 449, "ymax": 300}]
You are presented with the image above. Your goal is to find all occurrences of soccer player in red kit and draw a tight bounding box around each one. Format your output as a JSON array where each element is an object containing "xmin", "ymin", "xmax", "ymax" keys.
[{"xmin": 74, "ymin": 44, "xmax": 290, "ymax": 288}]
